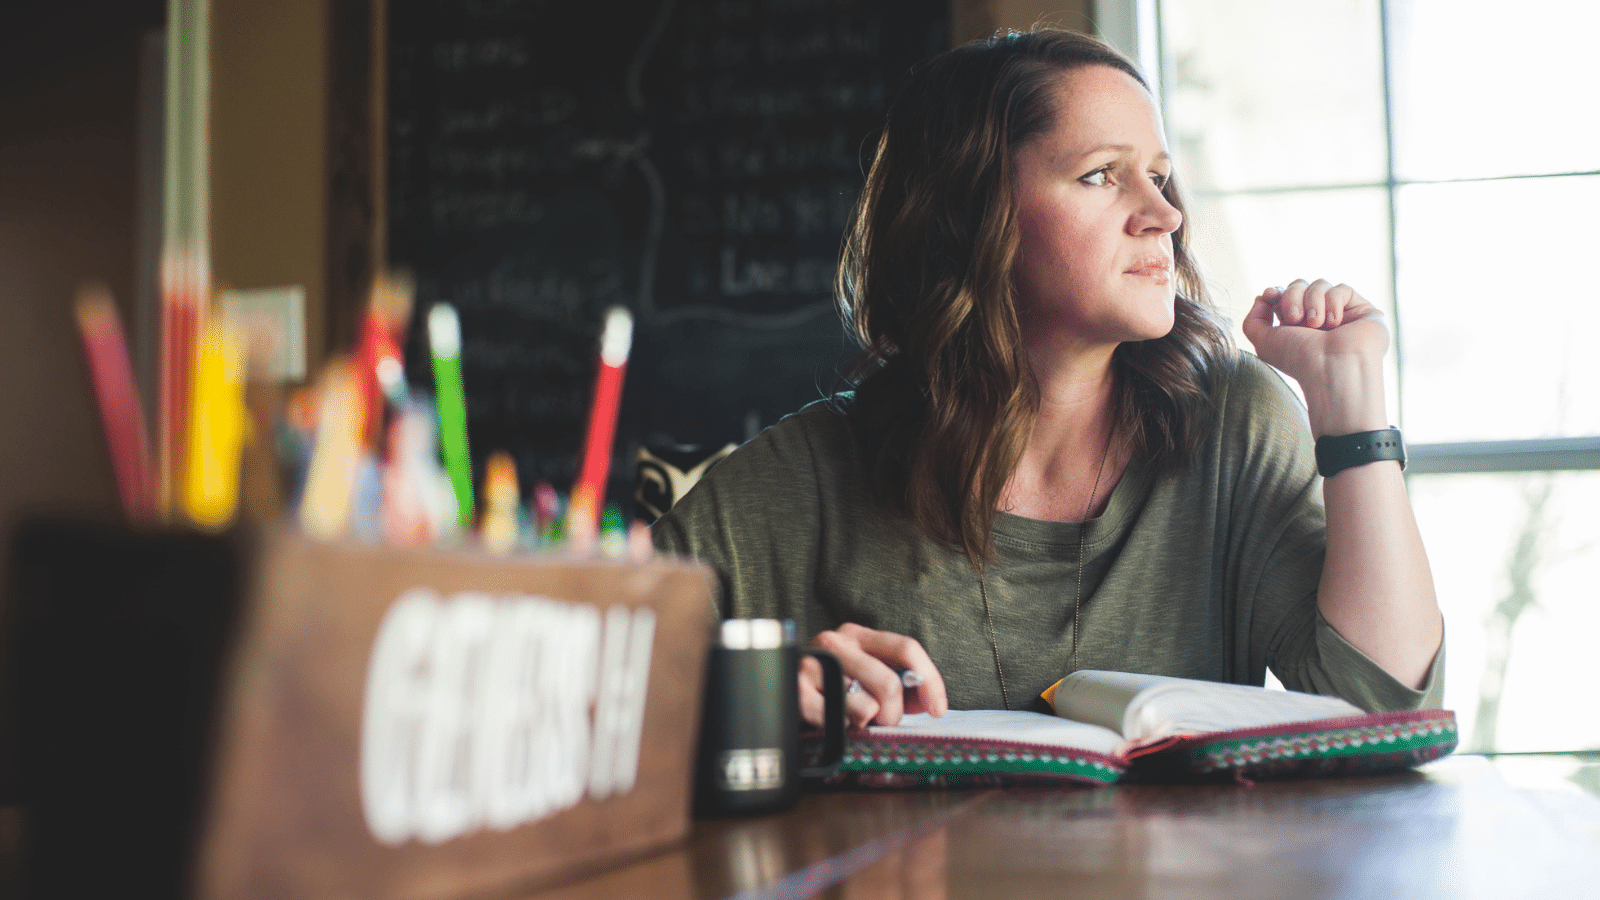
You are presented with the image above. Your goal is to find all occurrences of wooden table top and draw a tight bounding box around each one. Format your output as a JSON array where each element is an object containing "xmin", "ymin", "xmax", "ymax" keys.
[{"xmin": 523, "ymin": 754, "xmax": 1600, "ymax": 900}]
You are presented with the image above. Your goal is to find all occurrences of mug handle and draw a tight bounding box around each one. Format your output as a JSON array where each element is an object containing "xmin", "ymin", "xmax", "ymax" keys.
[{"xmin": 799, "ymin": 648, "xmax": 846, "ymax": 778}]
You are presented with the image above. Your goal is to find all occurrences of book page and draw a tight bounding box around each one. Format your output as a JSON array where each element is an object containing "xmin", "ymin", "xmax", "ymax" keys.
[
  {"xmin": 1046, "ymin": 670, "xmax": 1154, "ymax": 733},
  {"xmin": 1052, "ymin": 670, "xmax": 1364, "ymax": 743},
  {"xmin": 864, "ymin": 709, "xmax": 1124, "ymax": 758}
]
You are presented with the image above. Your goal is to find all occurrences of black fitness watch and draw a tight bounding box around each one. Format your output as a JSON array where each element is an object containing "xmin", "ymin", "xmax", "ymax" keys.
[{"xmin": 1315, "ymin": 428, "xmax": 1406, "ymax": 478}]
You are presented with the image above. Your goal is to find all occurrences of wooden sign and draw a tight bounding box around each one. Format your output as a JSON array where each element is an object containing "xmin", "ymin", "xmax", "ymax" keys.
[{"xmin": 191, "ymin": 531, "xmax": 715, "ymax": 899}]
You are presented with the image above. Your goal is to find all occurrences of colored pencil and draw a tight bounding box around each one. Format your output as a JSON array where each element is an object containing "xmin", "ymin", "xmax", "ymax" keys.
[
  {"xmin": 428, "ymin": 303, "xmax": 474, "ymax": 526},
  {"xmin": 567, "ymin": 307, "xmax": 633, "ymax": 546},
  {"xmin": 158, "ymin": 251, "xmax": 206, "ymax": 518},
  {"xmin": 182, "ymin": 318, "xmax": 249, "ymax": 529},
  {"xmin": 73, "ymin": 284, "xmax": 156, "ymax": 523}
]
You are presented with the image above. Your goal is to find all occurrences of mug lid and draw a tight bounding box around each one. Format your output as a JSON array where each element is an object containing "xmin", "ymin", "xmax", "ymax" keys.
[{"xmin": 718, "ymin": 618, "xmax": 794, "ymax": 649}]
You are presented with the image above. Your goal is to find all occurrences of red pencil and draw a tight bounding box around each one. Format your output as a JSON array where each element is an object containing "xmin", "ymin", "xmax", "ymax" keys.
[
  {"xmin": 355, "ymin": 270, "xmax": 414, "ymax": 449},
  {"xmin": 159, "ymin": 248, "xmax": 205, "ymax": 519},
  {"xmin": 74, "ymin": 284, "xmax": 156, "ymax": 523},
  {"xmin": 568, "ymin": 307, "xmax": 633, "ymax": 548}
]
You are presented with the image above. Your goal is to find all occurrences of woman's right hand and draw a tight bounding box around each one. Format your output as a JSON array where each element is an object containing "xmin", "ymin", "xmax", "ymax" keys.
[{"xmin": 798, "ymin": 623, "xmax": 948, "ymax": 728}]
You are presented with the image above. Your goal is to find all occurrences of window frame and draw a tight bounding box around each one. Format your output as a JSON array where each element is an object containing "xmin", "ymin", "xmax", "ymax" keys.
[{"xmin": 1094, "ymin": 0, "xmax": 1600, "ymax": 477}]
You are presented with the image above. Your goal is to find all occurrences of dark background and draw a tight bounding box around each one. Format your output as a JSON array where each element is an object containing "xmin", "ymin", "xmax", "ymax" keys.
[{"xmin": 387, "ymin": 0, "xmax": 948, "ymax": 509}]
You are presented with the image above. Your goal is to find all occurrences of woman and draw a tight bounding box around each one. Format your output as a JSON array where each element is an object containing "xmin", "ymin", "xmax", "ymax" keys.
[{"xmin": 653, "ymin": 29, "xmax": 1442, "ymax": 728}]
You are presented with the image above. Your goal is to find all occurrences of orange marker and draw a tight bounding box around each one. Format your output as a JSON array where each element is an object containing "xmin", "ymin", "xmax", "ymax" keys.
[{"xmin": 480, "ymin": 450, "xmax": 520, "ymax": 553}]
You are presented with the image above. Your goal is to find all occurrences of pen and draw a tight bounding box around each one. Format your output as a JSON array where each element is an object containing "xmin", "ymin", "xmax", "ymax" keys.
[{"xmin": 428, "ymin": 303, "xmax": 474, "ymax": 527}]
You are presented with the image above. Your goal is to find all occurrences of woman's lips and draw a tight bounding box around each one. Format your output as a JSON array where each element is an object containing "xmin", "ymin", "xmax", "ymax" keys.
[{"xmin": 1125, "ymin": 258, "xmax": 1173, "ymax": 282}]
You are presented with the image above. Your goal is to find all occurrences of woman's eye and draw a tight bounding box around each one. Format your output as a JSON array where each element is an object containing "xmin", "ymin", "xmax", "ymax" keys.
[
  {"xmin": 1080, "ymin": 167, "xmax": 1113, "ymax": 186},
  {"xmin": 1151, "ymin": 172, "xmax": 1171, "ymax": 190}
]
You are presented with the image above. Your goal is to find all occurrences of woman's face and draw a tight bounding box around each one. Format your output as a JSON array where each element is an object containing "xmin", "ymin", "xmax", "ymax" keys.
[{"xmin": 1011, "ymin": 65, "xmax": 1183, "ymax": 354}]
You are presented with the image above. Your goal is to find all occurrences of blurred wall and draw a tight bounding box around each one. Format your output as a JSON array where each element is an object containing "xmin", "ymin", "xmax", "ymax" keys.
[
  {"xmin": 0, "ymin": 4, "xmax": 163, "ymax": 541},
  {"xmin": 209, "ymin": 0, "xmax": 333, "ymax": 368}
]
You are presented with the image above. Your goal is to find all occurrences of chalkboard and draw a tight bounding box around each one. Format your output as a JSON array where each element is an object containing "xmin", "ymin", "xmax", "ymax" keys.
[{"xmin": 387, "ymin": 0, "xmax": 947, "ymax": 510}]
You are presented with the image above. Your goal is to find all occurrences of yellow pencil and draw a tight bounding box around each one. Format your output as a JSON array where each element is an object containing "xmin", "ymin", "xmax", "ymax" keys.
[{"xmin": 182, "ymin": 318, "xmax": 249, "ymax": 529}]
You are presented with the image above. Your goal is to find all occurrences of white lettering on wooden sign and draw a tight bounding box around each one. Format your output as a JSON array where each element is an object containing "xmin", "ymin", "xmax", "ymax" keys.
[{"xmin": 359, "ymin": 589, "xmax": 657, "ymax": 845}]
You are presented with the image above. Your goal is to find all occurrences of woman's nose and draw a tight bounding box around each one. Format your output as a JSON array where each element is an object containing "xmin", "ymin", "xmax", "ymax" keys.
[{"xmin": 1131, "ymin": 181, "xmax": 1183, "ymax": 235}]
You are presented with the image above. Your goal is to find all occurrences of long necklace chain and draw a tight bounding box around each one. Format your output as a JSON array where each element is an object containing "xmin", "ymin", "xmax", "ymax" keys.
[{"xmin": 980, "ymin": 426, "xmax": 1115, "ymax": 710}]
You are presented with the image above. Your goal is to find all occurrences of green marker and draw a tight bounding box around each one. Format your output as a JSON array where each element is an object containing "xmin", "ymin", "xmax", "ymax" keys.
[
  {"xmin": 599, "ymin": 503, "xmax": 626, "ymax": 557},
  {"xmin": 428, "ymin": 303, "xmax": 474, "ymax": 526}
]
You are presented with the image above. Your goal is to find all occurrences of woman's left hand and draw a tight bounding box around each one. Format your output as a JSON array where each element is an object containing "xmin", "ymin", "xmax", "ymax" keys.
[
  {"xmin": 1242, "ymin": 279, "xmax": 1390, "ymax": 436},
  {"xmin": 1246, "ymin": 279, "xmax": 1441, "ymax": 691}
]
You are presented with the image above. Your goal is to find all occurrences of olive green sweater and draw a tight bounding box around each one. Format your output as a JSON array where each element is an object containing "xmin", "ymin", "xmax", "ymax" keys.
[{"xmin": 654, "ymin": 355, "xmax": 1441, "ymax": 713}]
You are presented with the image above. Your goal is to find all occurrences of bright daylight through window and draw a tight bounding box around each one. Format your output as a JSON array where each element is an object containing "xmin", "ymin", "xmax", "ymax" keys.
[{"xmin": 1137, "ymin": 0, "xmax": 1600, "ymax": 756}]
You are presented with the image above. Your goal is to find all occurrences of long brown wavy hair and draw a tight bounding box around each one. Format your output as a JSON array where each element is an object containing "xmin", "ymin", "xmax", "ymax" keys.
[{"xmin": 836, "ymin": 28, "xmax": 1235, "ymax": 566}]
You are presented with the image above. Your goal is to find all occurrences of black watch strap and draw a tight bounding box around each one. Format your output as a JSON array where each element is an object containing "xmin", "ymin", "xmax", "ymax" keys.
[{"xmin": 1315, "ymin": 428, "xmax": 1406, "ymax": 478}]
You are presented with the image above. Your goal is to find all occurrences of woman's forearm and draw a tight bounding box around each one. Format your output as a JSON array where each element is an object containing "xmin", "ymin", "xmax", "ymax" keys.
[
  {"xmin": 1302, "ymin": 355, "xmax": 1442, "ymax": 689},
  {"xmin": 1318, "ymin": 460, "xmax": 1442, "ymax": 689}
]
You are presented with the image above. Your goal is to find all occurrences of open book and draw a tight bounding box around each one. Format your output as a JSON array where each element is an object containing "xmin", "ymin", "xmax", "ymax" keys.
[{"xmin": 815, "ymin": 670, "xmax": 1456, "ymax": 788}]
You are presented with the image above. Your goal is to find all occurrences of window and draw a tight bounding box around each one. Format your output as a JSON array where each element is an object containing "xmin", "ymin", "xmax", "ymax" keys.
[{"xmin": 1099, "ymin": 0, "xmax": 1600, "ymax": 752}]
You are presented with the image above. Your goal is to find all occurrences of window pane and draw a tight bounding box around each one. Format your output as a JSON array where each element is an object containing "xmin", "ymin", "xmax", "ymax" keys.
[
  {"xmin": 1184, "ymin": 187, "xmax": 1396, "ymax": 413},
  {"xmin": 1164, "ymin": 0, "xmax": 1387, "ymax": 191},
  {"xmin": 1389, "ymin": 0, "xmax": 1600, "ymax": 181},
  {"xmin": 1396, "ymin": 176, "xmax": 1600, "ymax": 442},
  {"xmin": 1410, "ymin": 470, "xmax": 1600, "ymax": 752}
]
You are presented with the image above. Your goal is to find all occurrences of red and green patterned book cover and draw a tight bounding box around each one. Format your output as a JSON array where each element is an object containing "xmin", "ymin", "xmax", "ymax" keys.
[{"xmin": 813, "ymin": 672, "xmax": 1457, "ymax": 788}]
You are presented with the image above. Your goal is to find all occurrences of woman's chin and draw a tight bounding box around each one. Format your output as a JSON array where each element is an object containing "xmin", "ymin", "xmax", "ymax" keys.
[{"xmin": 1124, "ymin": 305, "xmax": 1176, "ymax": 343}]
